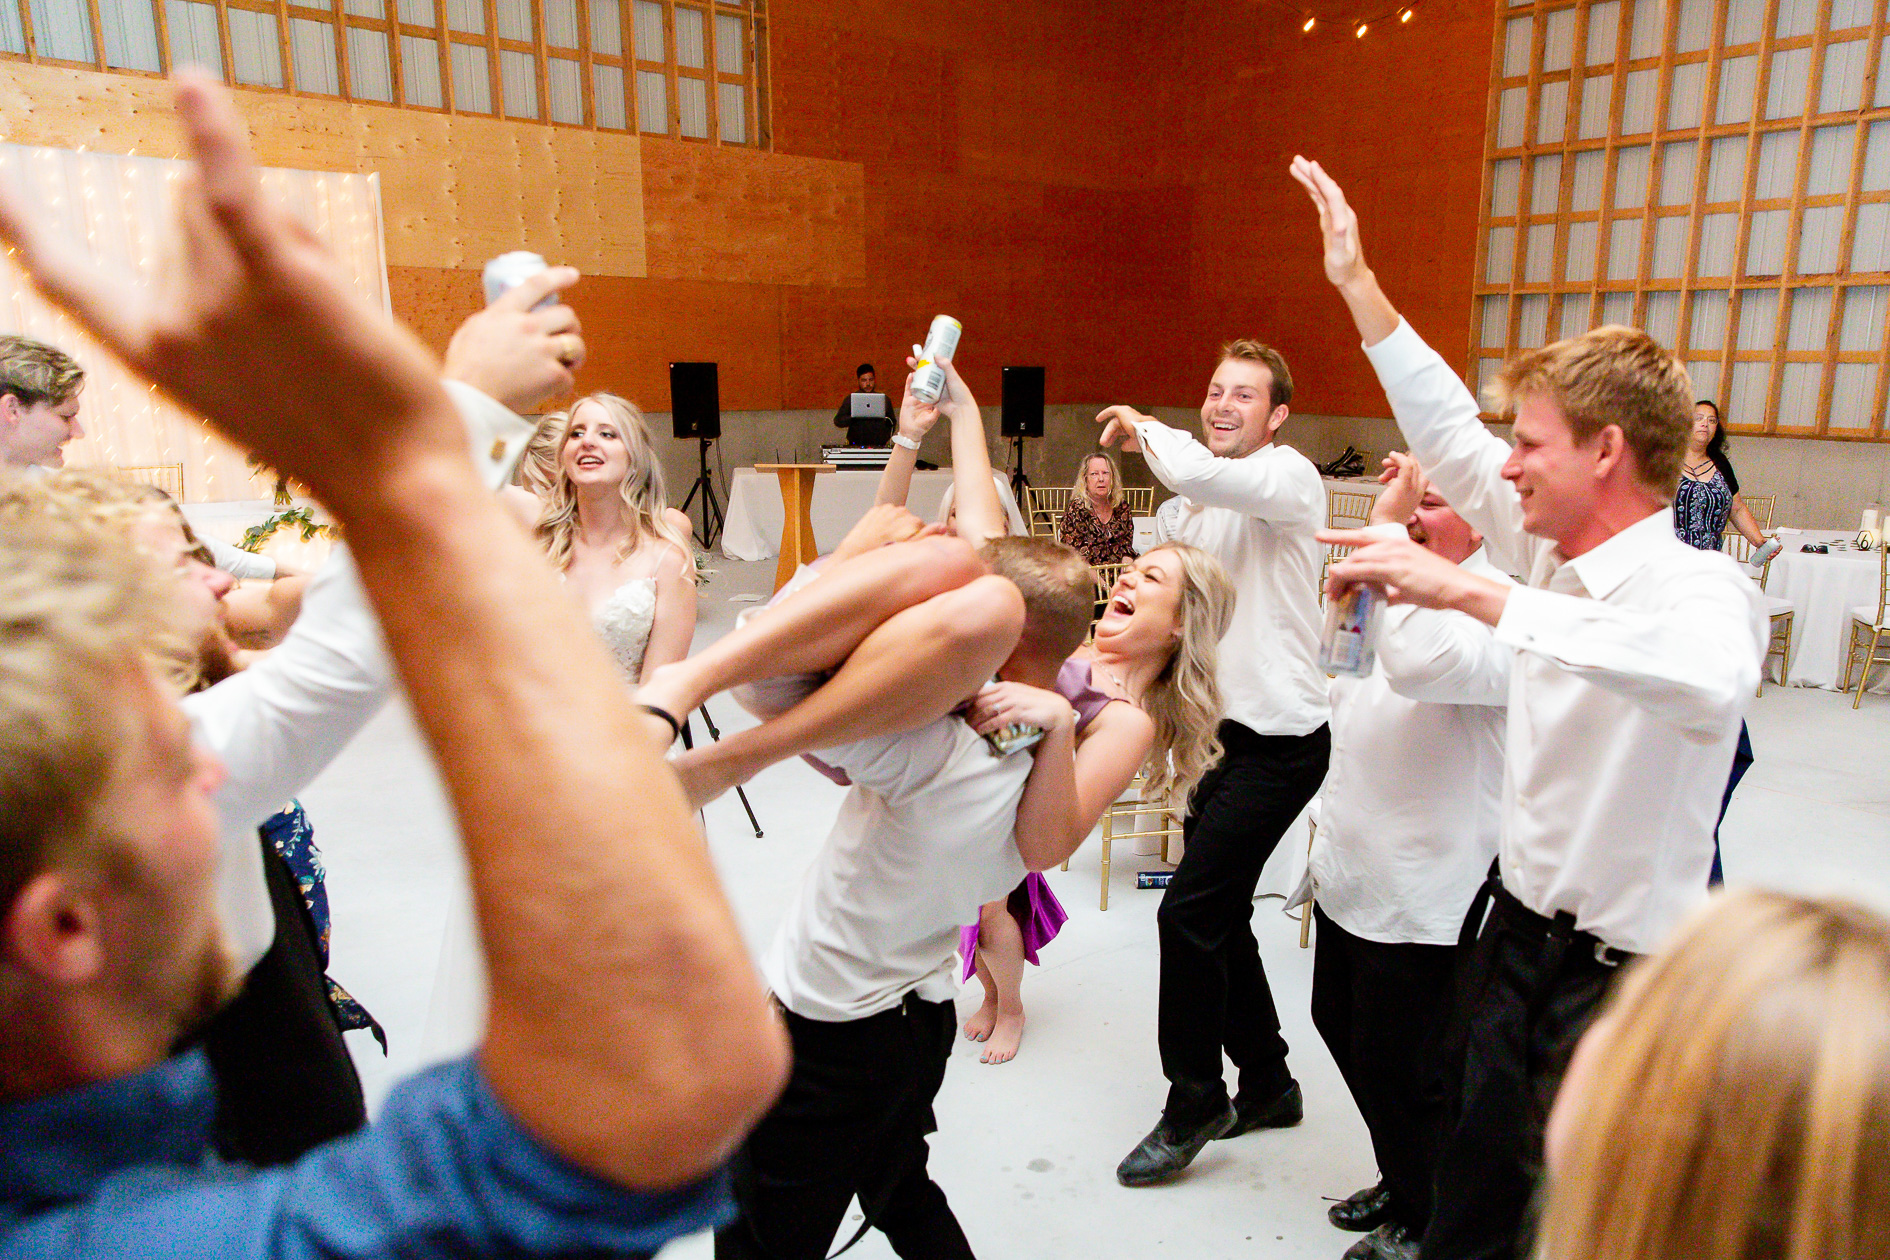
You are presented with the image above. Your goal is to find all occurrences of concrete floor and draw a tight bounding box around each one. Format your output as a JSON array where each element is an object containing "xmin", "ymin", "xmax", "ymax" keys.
[{"xmin": 301, "ymin": 557, "xmax": 1890, "ymax": 1260}]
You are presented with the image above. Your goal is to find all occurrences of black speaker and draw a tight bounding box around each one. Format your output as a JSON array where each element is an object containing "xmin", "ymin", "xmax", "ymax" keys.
[
  {"xmin": 1000, "ymin": 366, "xmax": 1045, "ymax": 439},
  {"xmin": 670, "ymin": 362, "xmax": 721, "ymax": 440}
]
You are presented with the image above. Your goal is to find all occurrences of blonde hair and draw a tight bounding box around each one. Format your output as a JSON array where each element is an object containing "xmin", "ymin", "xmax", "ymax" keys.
[
  {"xmin": 0, "ymin": 474, "xmax": 184, "ymax": 913},
  {"xmin": 0, "ymin": 335, "xmax": 84, "ymax": 407},
  {"xmin": 1537, "ymin": 889, "xmax": 1890, "ymax": 1260},
  {"xmin": 979, "ymin": 536, "xmax": 1095, "ymax": 665},
  {"xmin": 1071, "ymin": 451, "xmax": 1125, "ymax": 510},
  {"xmin": 516, "ymin": 413, "xmax": 564, "ymax": 498},
  {"xmin": 1489, "ymin": 326, "xmax": 1693, "ymax": 500},
  {"xmin": 534, "ymin": 393, "xmax": 695, "ymax": 581},
  {"xmin": 1134, "ymin": 543, "xmax": 1234, "ymax": 808}
]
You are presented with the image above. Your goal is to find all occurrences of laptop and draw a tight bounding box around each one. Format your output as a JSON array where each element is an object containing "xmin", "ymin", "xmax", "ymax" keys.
[{"xmin": 848, "ymin": 392, "xmax": 890, "ymax": 418}]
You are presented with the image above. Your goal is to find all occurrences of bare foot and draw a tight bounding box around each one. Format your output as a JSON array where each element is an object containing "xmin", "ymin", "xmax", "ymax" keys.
[
  {"xmin": 980, "ymin": 1009, "xmax": 1024, "ymax": 1064},
  {"xmin": 963, "ymin": 1001, "xmax": 997, "ymax": 1043}
]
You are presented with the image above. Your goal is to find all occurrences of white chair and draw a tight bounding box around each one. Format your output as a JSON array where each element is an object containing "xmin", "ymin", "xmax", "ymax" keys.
[{"xmin": 1843, "ymin": 544, "xmax": 1889, "ymax": 709}]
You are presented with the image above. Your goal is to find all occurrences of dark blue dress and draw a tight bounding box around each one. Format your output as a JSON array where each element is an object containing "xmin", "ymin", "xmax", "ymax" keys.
[{"xmin": 1673, "ymin": 464, "xmax": 1749, "ymax": 886}]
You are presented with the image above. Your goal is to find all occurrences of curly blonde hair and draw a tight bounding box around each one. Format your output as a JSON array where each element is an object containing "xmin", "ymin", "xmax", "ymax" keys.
[
  {"xmin": 534, "ymin": 393, "xmax": 695, "ymax": 581},
  {"xmin": 1135, "ymin": 543, "xmax": 1234, "ymax": 809}
]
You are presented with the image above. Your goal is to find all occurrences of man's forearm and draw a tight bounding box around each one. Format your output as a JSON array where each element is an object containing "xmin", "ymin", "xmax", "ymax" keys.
[
  {"xmin": 1446, "ymin": 571, "xmax": 1512, "ymax": 627},
  {"xmin": 1336, "ymin": 268, "xmax": 1401, "ymax": 348},
  {"xmin": 337, "ymin": 440, "xmax": 783, "ymax": 1189}
]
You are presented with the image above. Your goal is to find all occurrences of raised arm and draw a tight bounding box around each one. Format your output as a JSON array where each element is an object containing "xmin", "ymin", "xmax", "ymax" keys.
[
  {"xmin": 873, "ymin": 373, "xmax": 943, "ymax": 509},
  {"xmin": 938, "ymin": 358, "xmax": 1008, "ymax": 545},
  {"xmin": 0, "ymin": 73, "xmax": 785, "ymax": 1191},
  {"xmin": 1097, "ymin": 405, "xmax": 1321, "ymax": 526},
  {"xmin": 1291, "ymin": 156, "xmax": 1531, "ymax": 571}
]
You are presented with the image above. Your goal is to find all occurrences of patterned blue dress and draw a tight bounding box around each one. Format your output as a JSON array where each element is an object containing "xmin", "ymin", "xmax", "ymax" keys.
[{"xmin": 1673, "ymin": 466, "xmax": 1733, "ymax": 551}]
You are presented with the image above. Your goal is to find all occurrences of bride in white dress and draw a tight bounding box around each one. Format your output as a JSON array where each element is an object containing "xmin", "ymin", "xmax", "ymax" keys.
[{"xmin": 421, "ymin": 393, "xmax": 695, "ymax": 1063}]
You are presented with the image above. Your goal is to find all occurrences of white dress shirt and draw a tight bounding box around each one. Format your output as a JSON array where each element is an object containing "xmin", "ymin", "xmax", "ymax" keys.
[
  {"xmin": 1363, "ymin": 319, "xmax": 1765, "ymax": 955},
  {"xmin": 191, "ymin": 382, "xmax": 531, "ymax": 971},
  {"xmin": 765, "ymin": 717, "xmax": 1031, "ymax": 1022},
  {"xmin": 204, "ymin": 534, "xmax": 278, "ymax": 581},
  {"xmin": 1137, "ymin": 422, "xmax": 1330, "ymax": 736},
  {"xmin": 1311, "ymin": 536, "xmax": 1510, "ymax": 946}
]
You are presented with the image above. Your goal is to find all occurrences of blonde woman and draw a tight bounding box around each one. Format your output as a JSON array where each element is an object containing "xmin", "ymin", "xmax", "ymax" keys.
[
  {"xmin": 503, "ymin": 392, "xmax": 696, "ymax": 684},
  {"xmin": 1059, "ymin": 450, "xmax": 1136, "ymax": 566},
  {"xmin": 1540, "ymin": 888, "xmax": 1890, "ymax": 1260},
  {"xmin": 514, "ymin": 411, "xmax": 564, "ymax": 498}
]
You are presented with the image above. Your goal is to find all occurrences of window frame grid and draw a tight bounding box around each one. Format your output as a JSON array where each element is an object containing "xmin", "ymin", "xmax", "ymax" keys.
[
  {"xmin": 0, "ymin": 0, "xmax": 767, "ymax": 145},
  {"xmin": 1475, "ymin": 0, "xmax": 1890, "ymax": 440}
]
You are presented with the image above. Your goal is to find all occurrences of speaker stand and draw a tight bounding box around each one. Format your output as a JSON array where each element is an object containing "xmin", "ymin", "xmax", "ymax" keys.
[
  {"xmin": 679, "ymin": 437, "xmax": 725, "ymax": 549},
  {"xmin": 1008, "ymin": 435, "xmax": 1032, "ymax": 507},
  {"xmin": 678, "ymin": 704, "xmax": 762, "ymax": 837}
]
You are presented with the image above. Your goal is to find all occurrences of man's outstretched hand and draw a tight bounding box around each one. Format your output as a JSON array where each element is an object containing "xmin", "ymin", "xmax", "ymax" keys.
[
  {"xmin": 444, "ymin": 268, "xmax": 586, "ymax": 414},
  {"xmin": 1288, "ymin": 155, "xmax": 1400, "ymax": 347},
  {"xmin": 0, "ymin": 72, "xmax": 462, "ymax": 513},
  {"xmin": 1096, "ymin": 405, "xmax": 1153, "ymax": 454}
]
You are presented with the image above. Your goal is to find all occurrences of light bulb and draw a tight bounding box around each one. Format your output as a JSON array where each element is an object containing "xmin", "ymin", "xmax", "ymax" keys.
[
  {"xmin": 1302, "ymin": 14, "xmax": 1316, "ymax": 30},
  {"xmin": 1399, "ymin": 8, "xmax": 1412, "ymax": 20},
  {"xmin": 1355, "ymin": 21, "xmax": 1368, "ymax": 35}
]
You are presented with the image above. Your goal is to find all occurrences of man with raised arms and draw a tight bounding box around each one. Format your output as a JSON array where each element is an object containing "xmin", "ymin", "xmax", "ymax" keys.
[{"xmin": 1293, "ymin": 156, "xmax": 1763, "ymax": 1260}]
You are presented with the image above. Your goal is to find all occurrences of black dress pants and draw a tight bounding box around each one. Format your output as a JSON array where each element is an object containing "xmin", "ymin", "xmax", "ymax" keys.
[
  {"xmin": 1419, "ymin": 885, "xmax": 1631, "ymax": 1260},
  {"xmin": 715, "ymin": 993, "xmax": 974, "ymax": 1260},
  {"xmin": 1309, "ymin": 906, "xmax": 1457, "ymax": 1235},
  {"xmin": 1156, "ymin": 720, "xmax": 1330, "ymax": 1120},
  {"xmin": 199, "ymin": 836, "xmax": 367, "ymax": 1166}
]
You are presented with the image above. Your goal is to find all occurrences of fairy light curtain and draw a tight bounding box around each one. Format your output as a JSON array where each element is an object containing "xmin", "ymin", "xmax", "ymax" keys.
[{"xmin": 0, "ymin": 142, "xmax": 390, "ymax": 501}]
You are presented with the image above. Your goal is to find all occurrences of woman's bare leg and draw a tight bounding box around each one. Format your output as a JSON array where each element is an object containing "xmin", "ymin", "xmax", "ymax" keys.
[
  {"xmin": 964, "ymin": 903, "xmax": 1004, "ymax": 1042},
  {"xmin": 638, "ymin": 535, "xmax": 984, "ymax": 722},
  {"xmin": 973, "ymin": 899, "xmax": 1027, "ymax": 1064},
  {"xmin": 669, "ymin": 574, "xmax": 1024, "ymax": 807}
]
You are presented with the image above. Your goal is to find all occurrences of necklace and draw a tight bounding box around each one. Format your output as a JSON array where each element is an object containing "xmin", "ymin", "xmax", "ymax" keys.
[{"xmin": 1092, "ymin": 657, "xmax": 1130, "ymax": 697}]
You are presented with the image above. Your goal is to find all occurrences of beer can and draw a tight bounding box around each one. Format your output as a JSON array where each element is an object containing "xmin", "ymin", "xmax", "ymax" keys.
[
  {"xmin": 982, "ymin": 721, "xmax": 1045, "ymax": 756},
  {"xmin": 909, "ymin": 314, "xmax": 963, "ymax": 404},
  {"xmin": 482, "ymin": 251, "xmax": 556, "ymax": 309},
  {"xmin": 1318, "ymin": 581, "xmax": 1384, "ymax": 678}
]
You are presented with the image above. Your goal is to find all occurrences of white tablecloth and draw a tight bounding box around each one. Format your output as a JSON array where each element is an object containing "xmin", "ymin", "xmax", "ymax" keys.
[
  {"xmin": 1764, "ymin": 530, "xmax": 1888, "ymax": 693},
  {"xmin": 721, "ymin": 468, "xmax": 1027, "ymax": 560}
]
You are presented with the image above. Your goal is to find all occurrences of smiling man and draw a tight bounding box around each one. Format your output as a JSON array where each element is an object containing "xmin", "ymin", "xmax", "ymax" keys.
[
  {"xmin": 0, "ymin": 336, "xmax": 86, "ymax": 470},
  {"xmin": 1097, "ymin": 340, "xmax": 1330, "ymax": 1187},
  {"xmin": 1293, "ymin": 156, "xmax": 1763, "ymax": 1260}
]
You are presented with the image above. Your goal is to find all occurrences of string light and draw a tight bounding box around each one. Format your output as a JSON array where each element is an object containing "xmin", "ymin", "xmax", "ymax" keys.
[
  {"xmin": 1291, "ymin": 2, "xmax": 1417, "ymax": 34},
  {"xmin": 1302, "ymin": 15, "xmax": 1316, "ymax": 30},
  {"xmin": 1400, "ymin": 7, "xmax": 1413, "ymax": 20},
  {"xmin": 1356, "ymin": 21, "xmax": 1369, "ymax": 35}
]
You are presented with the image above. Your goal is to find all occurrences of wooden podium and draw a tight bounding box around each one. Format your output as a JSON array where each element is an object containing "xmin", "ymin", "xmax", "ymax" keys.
[{"xmin": 756, "ymin": 463, "xmax": 835, "ymax": 591}]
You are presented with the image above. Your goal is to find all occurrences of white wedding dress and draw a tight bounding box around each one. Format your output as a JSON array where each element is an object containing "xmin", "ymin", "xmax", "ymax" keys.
[{"xmin": 417, "ymin": 577, "xmax": 658, "ymax": 1065}]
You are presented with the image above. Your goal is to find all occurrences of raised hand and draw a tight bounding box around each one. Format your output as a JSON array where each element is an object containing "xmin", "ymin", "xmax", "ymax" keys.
[
  {"xmin": 897, "ymin": 370, "xmax": 943, "ymax": 439},
  {"xmin": 1370, "ymin": 451, "xmax": 1428, "ymax": 527},
  {"xmin": 1096, "ymin": 405, "xmax": 1152, "ymax": 454},
  {"xmin": 1289, "ymin": 155, "xmax": 1369, "ymax": 289},
  {"xmin": 444, "ymin": 267, "xmax": 585, "ymax": 413},
  {"xmin": 1318, "ymin": 528, "xmax": 1510, "ymax": 625},
  {"xmin": 0, "ymin": 72, "xmax": 461, "ymax": 513}
]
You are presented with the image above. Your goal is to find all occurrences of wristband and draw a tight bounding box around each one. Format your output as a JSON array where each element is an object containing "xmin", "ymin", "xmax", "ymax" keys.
[{"xmin": 890, "ymin": 433, "xmax": 921, "ymax": 451}]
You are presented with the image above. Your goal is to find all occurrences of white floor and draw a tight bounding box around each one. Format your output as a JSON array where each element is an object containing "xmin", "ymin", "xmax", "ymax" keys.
[{"xmin": 301, "ymin": 558, "xmax": 1890, "ymax": 1260}]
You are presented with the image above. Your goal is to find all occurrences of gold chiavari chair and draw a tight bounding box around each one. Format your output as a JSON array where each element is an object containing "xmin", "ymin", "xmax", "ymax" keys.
[
  {"xmin": 1725, "ymin": 530, "xmax": 1795, "ymax": 695},
  {"xmin": 110, "ymin": 463, "xmax": 186, "ymax": 499},
  {"xmin": 1843, "ymin": 543, "xmax": 1889, "ymax": 709},
  {"xmin": 1741, "ymin": 493, "xmax": 1776, "ymax": 531},
  {"xmin": 1087, "ymin": 562, "xmax": 1126, "ymax": 641},
  {"xmin": 1026, "ymin": 486, "xmax": 1072, "ymax": 538},
  {"xmin": 1064, "ymin": 772, "xmax": 1181, "ymax": 910},
  {"xmin": 1122, "ymin": 486, "xmax": 1154, "ymax": 516},
  {"xmin": 1327, "ymin": 489, "xmax": 1376, "ymax": 530}
]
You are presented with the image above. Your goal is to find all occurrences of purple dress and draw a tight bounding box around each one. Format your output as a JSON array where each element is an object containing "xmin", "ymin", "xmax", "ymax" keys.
[{"xmin": 958, "ymin": 656, "xmax": 1123, "ymax": 979}]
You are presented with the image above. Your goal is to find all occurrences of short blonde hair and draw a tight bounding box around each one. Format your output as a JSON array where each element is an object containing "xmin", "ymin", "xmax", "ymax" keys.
[
  {"xmin": 1071, "ymin": 451, "xmax": 1125, "ymax": 510},
  {"xmin": 1538, "ymin": 889, "xmax": 1890, "ymax": 1260},
  {"xmin": 0, "ymin": 477, "xmax": 183, "ymax": 913},
  {"xmin": 1488, "ymin": 325, "xmax": 1693, "ymax": 499},
  {"xmin": 0, "ymin": 335, "xmax": 84, "ymax": 407},
  {"xmin": 1218, "ymin": 340, "xmax": 1294, "ymax": 412},
  {"xmin": 979, "ymin": 535, "xmax": 1095, "ymax": 664}
]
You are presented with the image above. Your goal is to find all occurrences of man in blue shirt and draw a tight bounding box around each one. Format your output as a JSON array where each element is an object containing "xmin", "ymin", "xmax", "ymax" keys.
[{"xmin": 0, "ymin": 71, "xmax": 787, "ymax": 1259}]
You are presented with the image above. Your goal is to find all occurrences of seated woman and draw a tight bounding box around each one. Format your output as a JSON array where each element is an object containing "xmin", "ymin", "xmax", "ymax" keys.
[
  {"xmin": 1059, "ymin": 450, "xmax": 1137, "ymax": 568},
  {"xmin": 1540, "ymin": 888, "xmax": 1890, "ymax": 1260},
  {"xmin": 502, "ymin": 393, "xmax": 696, "ymax": 685}
]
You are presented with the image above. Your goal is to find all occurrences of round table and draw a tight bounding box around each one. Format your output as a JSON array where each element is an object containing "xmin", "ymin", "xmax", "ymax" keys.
[{"xmin": 1763, "ymin": 530, "xmax": 1888, "ymax": 693}]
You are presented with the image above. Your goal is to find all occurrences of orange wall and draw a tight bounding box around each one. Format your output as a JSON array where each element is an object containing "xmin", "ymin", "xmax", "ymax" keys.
[{"xmin": 393, "ymin": 0, "xmax": 1496, "ymax": 418}]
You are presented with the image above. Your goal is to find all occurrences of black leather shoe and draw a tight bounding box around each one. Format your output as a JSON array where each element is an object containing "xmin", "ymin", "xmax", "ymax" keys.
[
  {"xmin": 1223, "ymin": 1078, "xmax": 1304, "ymax": 1137},
  {"xmin": 1114, "ymin": 1104, "xmax": 1238, "ymax": 1186},
  {"xmin": 1327, "ymin": 1181, "xmax": 1394, "ymax": 1232},
  {"xmin": 1341, "ymin": 1221, "xmax": 1419, "ymax": 1260}
]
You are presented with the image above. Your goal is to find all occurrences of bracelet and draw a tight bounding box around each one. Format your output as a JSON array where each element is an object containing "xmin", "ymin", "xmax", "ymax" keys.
[{"xmin": 890, "ymin": 433, "xmax": 921, "ymax": 451}]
